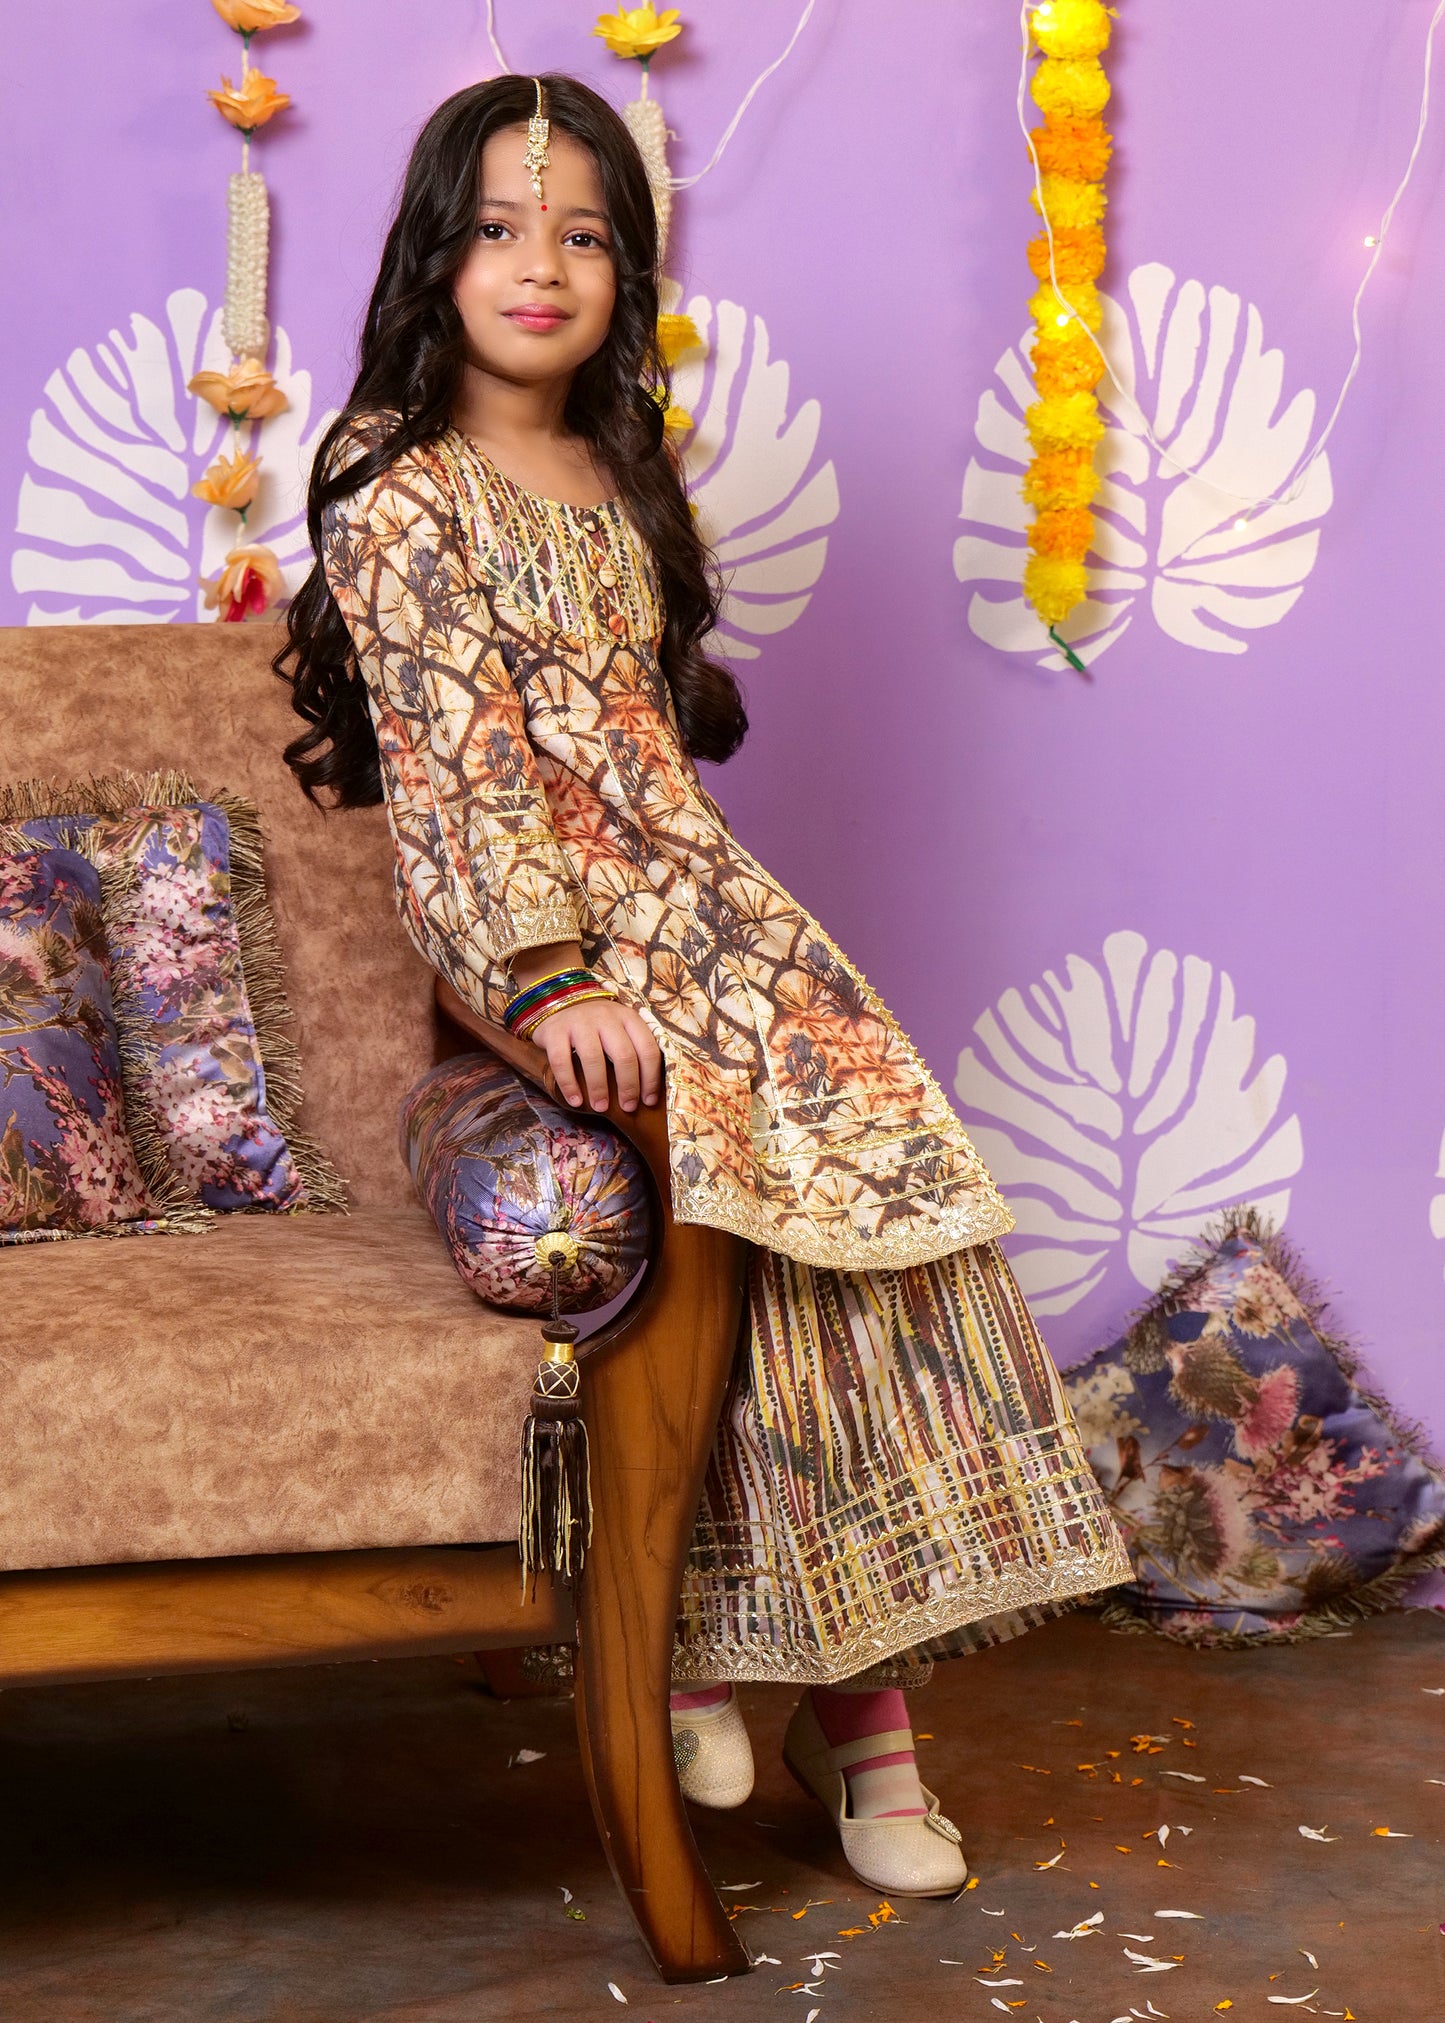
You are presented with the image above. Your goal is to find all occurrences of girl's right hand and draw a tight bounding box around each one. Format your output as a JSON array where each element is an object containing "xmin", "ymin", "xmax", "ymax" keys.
[{"xmin": 533, "ymin": 995, "xmax": 663, "ymax": 1114}]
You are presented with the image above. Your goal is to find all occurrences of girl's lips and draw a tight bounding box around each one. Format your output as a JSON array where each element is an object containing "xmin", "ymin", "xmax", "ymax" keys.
[{"xmin": 505, "ymin": 309, "xmax": 571, "ymax": 330}]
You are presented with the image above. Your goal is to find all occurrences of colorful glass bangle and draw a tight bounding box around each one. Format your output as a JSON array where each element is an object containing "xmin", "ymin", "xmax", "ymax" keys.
[
  {"xmin": 503, "ymin": 967, "xmax": 596, "ymax": 1031},
  {"xmin": 513, "ymin": 987, "xmax": 618, "ymax": 1040},
  {"xmin": 508, "ymin": 977, "xmax": 614, "ymax": 1031},
  {"xmin": 508, "ymin": 975, "xmax": 618, "ymax": 1031}
]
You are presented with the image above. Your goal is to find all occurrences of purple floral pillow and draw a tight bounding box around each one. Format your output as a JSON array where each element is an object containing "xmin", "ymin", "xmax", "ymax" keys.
[
  {"xmin": 401, "ymin": 1052, "xmax": 653, "ymax": 1313},
  {"xmin": 4, "ymin": 775, "xmax": 343, "ymax": 1216},
  {"xmin": 1066, "ymin": 1212, "xmax": 1445, "ymax": 1646},
  {"xmin": 0, "ymin": 836, "xmax": 202, "ymax": 1243},
  {"xmin": 96, "ymin": 800, "xmax": 343, "ymax": 1213}
]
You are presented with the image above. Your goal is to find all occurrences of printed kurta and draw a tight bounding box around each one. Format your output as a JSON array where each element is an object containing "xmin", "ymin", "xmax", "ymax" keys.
[
  {"xmin": 322, "ymin": 416, "xmax": 1130, "ymax": 1681},
  {"xmin": 321, "ymin": 420, "xmax": 1012, "ymax": 1271}
]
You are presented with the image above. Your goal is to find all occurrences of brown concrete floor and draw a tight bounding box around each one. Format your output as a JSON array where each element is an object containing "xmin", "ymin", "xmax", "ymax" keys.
[{"xmin": 0, "ymin": 1609, "xmax": 1441, "ymax": 2022}]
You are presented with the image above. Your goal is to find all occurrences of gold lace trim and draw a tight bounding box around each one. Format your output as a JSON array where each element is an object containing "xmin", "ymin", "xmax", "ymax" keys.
[
  {"xmin": 672, "ymin": 1169, "xmax": 1015, "ymax": 1271},
  {"xmin": 669, "ymin": 1533, "xmax": 1134, "ymax": 1685},
  {"xmin": 433, "ymin": 429, "xmax": 664, "ymax": 647}
]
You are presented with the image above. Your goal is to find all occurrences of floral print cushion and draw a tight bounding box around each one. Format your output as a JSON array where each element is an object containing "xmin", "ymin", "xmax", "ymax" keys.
[
  {"xmin": 401, "ymin": 1053, "xmax": 653, "ymax": 1314},
  {"xmin": 0, "ymin": 835, "xmax": 201, "ymax": 1242},
  {"xmin": 1066, "ymin": 1213, "xmax": 1445, "ymax": 1645},
  {"xmin": 3, "ymin": 775, "xmax": 343, "ymax": 1216},
  {"xmin": 91, "ymin": 800, "xmax": 334, "ymax": 1212}
]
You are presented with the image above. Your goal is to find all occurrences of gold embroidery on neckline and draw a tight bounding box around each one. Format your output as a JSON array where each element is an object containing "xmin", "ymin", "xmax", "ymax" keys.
[{"xmin": 434, "ymin": 429, "xmax": 664, "ymax": 647}]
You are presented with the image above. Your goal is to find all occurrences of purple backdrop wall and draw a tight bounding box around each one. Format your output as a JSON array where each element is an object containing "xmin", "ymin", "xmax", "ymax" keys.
[{"xmin": 6, "ymin": 4, "xmax": 1444, "ymax": 1454}]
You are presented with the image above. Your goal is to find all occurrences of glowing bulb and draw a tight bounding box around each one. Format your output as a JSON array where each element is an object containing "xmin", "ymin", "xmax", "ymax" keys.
[
  {"xmin": 1364, "ymin": 233, "xmax": 1379, "ymax": 247},
  {"xmin": 1056, "ymin": 313, "xmax": 1070, "ymax": 326},
  {"xmin": 1233, "ymin": 516, "xmax": 1250, "ymax": 532}
]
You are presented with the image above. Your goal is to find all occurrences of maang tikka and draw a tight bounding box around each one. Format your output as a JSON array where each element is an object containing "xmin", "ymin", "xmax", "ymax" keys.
[{"xmin": 523, "ymin": 77, "xmax": 552, "ymax": 209}]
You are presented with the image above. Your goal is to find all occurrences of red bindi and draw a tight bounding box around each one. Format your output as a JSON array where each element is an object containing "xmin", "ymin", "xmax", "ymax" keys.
[{"xmin": 540, "ymin": 203, "xmax": 548, "ymax": 211}]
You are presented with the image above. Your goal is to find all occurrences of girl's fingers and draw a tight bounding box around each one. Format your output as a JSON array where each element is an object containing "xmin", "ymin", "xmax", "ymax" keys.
[
  {"xmin": 571, "ymin": 1029, "xmax": 611, "ymax": 1111},
  {"xmin": 622, "ymin": 1010, "xmax": 664, "ymax": 1105},
  {"xmin": 544, "ymin": 1026, "xmax": 585, "ymax": 1107},
  {"xmin": 602, "ymin": 1023, "xmax": 642, "ymax": 1113}
]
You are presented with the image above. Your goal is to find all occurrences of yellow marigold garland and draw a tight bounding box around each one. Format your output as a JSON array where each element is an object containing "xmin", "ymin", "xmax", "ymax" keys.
[{"xmin": 1022, "ymin": 0, "xmax": 1114, "ymax": 656}]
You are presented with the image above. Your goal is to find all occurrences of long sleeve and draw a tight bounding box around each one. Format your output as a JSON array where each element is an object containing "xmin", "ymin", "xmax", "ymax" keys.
[{"xmin": 320, "ymin": 436, "xmax": 581, "ymax": 977}]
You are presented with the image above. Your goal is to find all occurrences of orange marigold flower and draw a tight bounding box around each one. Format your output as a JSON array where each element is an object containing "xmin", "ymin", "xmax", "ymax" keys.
[
  {"xmin": 1028, "ymin": 505, "xmax": 1095, "ymax": 558},
  {"xmin": 207, "ymin": 70, "xmax": 290, "ymax": 131},
  {"xmin": 192, "ymin": 450, "xmax": 261, "ymax": 510},
  {"xmin": 1027, "ymin": 225, "xmax": 1106, "ymax": 285},
  {"xmin": 1033, "ymin": 338, "xmax": 1106, "ymax": 397},
  {"xmin": 1032, "ymin": 115, "xmax": 1112, "ymax": 181},
  {"xmin": 1022, "ymin": 450, "xmax": 1100, "ymax": 510}
]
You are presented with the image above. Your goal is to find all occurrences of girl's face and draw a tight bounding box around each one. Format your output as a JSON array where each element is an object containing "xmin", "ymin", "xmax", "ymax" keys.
[{"xmin": 453, "ymin": 123, "xmax": 617, "ymax": 391}]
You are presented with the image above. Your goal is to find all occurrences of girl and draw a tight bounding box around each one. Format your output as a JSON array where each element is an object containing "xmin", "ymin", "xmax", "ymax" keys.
[{"xmin": 280, "ymin": 73, "xmax": 1129, "ymax": 1898}]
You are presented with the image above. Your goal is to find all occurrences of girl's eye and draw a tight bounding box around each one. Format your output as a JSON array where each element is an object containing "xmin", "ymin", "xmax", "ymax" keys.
[
  {"xmin": 475, "ymin": 221, "xmax": 510, "ymax": 241},
  {"xmin": 565, "ymin": 231, "xmax": 608, "ymax": 251}
]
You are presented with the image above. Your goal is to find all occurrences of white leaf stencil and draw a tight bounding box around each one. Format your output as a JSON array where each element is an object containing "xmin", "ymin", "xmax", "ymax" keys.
[
  {"xmin": 953, "ymin": 929, "xmax": 1303, "ymax": 1313},
  {"xmin": 13, "ymin": 287, "xmax": 335, "ymax": 625},
  {"xmin": 953, "ymin": 262, "xmax": 1333, "ymax": 669},
  {"xmin": 667, "ymin": 290, "xmax": 839, "ymax": 661}
]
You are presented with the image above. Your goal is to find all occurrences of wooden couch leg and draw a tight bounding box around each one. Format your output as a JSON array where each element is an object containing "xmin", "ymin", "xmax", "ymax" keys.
[
  {"xmin": 432, "ymin": 985, "xmax": 753, "ymax": 1983},
  {"xmin": 572, "ymin": 1202, "xmax": 752, "ymax": 1983}
]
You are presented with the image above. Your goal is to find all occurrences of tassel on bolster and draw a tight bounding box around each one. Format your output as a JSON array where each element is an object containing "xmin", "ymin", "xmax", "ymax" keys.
[{"xmin": 519, "ymin": 1229, "xmax": 593, "ymax": 1589}]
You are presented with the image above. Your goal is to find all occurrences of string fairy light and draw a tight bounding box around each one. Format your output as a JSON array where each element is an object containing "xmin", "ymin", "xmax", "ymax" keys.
[
  {"xmin": 483, "ymin": 0, "xmax": 815, "ymax": 192},
  {"xmin": 667, "ymin": 0, "xmax": 815, "ymax": 190},
  {"xmin": 1019, "ymin": 0, "xmax": 1445, "ymax": 524}
]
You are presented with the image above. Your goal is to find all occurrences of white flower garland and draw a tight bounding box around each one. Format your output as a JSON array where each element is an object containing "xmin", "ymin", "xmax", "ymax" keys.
[{"xmin": 224, "ymin": 169, "xmax": 271, "ymax": 361}]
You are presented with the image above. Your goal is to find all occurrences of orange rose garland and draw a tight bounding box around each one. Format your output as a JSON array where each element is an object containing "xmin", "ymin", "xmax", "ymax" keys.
[
  {"xmin": 1022, "ymin": 0, "xmax": 1115, "ymax": 657},
  {"xmin": 192, "ymin": 1, "xmax": 298, "ymax": 620}
]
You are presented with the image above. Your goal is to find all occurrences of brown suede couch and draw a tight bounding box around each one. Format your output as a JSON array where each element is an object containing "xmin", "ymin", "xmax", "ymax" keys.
[{"xmin": 0, "ymin": 623, "xmax": 751, "ymax": 1984}]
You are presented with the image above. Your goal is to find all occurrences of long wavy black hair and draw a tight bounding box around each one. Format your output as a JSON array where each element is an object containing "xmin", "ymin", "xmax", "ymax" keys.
[{"xmin": 275, "ymin": 72, "xmax": 747, "ymax": 806}]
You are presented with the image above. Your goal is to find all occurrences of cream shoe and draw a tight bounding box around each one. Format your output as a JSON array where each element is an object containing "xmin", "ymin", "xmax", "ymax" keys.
[
  {"xmin": 670, "ymin": 1688, "xmax": 755, "ymax": 1809},
  {"xmin": 781, "ymin": 1690, "xmax": 968, "ymax": 1897}
]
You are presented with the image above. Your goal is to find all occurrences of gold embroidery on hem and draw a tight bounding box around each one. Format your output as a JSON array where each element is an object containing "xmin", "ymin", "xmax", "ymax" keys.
[
  {"xmin": 671, "ymin": 1172, "xmax": 1016, "ymax": 1271},
  {"xmin": 669, "ymin": 1535, "xmax": 1134, "ymax": 1686}
]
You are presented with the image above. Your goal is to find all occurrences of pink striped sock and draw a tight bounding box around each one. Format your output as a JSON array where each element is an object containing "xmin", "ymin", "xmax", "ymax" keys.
[{"xmin": 809, "ymin": 1685, "xmax": 926, "ymax": 1820}]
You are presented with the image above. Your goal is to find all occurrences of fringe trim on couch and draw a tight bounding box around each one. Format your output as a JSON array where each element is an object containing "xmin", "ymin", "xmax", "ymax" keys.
[
  {"xmin": 1098, "ymin": 1201, "xmax": 1445, "ymax": 1649},
  {"xmin": 211, "ymin": 788, "xmax": 347, "ymax": 1214},
  {"xmin": 1, "ymin": 770, "xmax": 346, "ymax": 1216}
]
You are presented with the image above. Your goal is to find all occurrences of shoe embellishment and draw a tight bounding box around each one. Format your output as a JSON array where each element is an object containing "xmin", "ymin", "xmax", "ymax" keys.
[
  {"xmin": 673, "ymin": 1728, "xmax": 700, "ymax": 1777},
  {"xmin": 926, "ymin": 1808, "xmax": 963, "ymax": 1844}
]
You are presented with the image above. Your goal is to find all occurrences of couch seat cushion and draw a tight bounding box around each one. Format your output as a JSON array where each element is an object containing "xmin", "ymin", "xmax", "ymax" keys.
[{"xmin": 1, "ymin": 1209, "xmax": 545, "ymax": 1570}]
